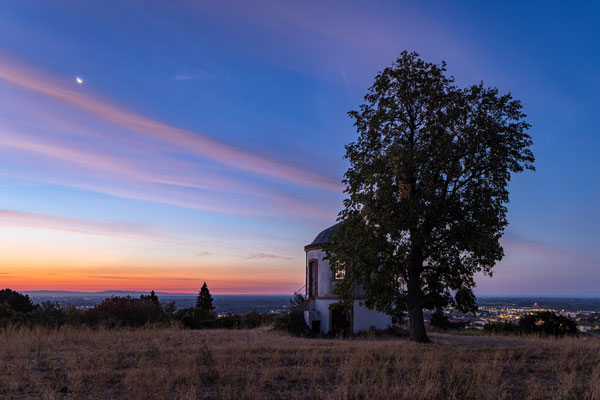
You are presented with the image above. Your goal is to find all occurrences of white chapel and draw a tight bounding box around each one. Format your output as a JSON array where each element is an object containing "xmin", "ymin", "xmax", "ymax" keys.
[{"xmin": 303, "ymin": 223, "xmax": 392, "ymax": 334}]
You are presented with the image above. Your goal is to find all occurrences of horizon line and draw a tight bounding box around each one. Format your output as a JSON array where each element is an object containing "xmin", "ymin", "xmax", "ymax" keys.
[{"xmin": 14, "ymin": 289, "xmax": 600, "ymax": 298}]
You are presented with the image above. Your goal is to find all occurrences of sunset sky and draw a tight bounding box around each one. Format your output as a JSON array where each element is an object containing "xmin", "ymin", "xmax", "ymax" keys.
[{"xmin": 1, "ymin": 1, "xmax": 599, "ymax": 295}]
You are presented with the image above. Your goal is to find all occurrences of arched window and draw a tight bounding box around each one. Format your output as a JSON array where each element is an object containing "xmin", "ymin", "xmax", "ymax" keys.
[{"xmin": 308, "ymin": 260, "xmax": 317, "ymax": 298}]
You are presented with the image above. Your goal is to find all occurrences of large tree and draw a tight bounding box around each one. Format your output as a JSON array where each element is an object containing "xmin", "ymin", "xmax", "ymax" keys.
[{"xmin": 324, "ymin": 51, "xmax": 534, "ymax": 342}]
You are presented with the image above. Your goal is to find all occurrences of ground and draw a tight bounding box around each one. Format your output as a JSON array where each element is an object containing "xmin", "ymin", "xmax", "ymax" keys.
[{"xmin": 1, "ymin": 326, "xmax": 599, "ymax": 399}]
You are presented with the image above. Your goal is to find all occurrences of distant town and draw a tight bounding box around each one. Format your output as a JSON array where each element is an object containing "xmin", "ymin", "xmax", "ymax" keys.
[{"xmin": 429, "ymin": 297, "xmax": 600, "ymax": 334}]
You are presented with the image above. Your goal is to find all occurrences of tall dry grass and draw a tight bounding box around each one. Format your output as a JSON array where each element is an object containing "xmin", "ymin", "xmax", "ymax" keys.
[{"xmin": 1, "ymin": 326, "xmax": 599, "ymax": 399}]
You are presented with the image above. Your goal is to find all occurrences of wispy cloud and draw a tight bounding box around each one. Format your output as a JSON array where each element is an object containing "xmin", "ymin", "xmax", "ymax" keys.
[
  {"xmin": 95, "ymin": 275, "xmax": 203, "ymax": 281},
  {"xmin": 174, "ymin": 68, "xmax": 214, "ymax": 81},
  {"xmin": 0, "ymin": 210, "xmax": 170, "ymax": 243},
  {"xmin": 0, "ymin": 55, "xmax": 342, "ymax": 191},
  {"xmin": 0, "ymin": 124, "xmax": 335, "ymax": 219},
  {"xmin": 502, "ymin": 233, "xmax": 598, "ymax": 266},
  {"xmin": 243, "ymin": 253, "xmax": 293, "ymax": 261},
  {"xmin": 196, "ymin": 251, "xmax": 211, "ymax": 257}
]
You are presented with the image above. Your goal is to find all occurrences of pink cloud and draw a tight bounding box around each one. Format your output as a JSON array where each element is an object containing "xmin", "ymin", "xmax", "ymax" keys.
[
  {"xmin": 0, "ymin": 127, "xmax": 336, "ymax": 219},
  {"xmin": 0, "ymin": 55, "xmax": 342, "ymax": 191},
  {"xmin": 0, "ymin": 209, "xmax": 169, "ymax": 243}
]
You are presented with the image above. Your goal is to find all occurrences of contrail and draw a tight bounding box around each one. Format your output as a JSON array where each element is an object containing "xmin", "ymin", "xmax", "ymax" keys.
[
  {"xmin": 544, "ymin": 93, "xmax": 599, "ymax": 136},
  {"xmin": 337, "ymin": 57, "xmax": 355, "ymax": 108}
]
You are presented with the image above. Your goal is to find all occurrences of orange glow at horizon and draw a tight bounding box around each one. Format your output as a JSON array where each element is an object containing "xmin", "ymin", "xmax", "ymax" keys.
[{"xmin": 0, "ymin": 225, "xmax": 304, "ymax": 294}]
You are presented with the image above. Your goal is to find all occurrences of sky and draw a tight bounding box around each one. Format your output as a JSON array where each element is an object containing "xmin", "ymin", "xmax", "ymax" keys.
[{"xmin": 0, "ymin": 1, "xmax": 598, "ymax": 295}]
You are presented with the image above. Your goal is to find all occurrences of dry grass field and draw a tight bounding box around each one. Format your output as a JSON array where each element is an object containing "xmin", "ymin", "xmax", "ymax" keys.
[{"xmin": 1, "ymin": 326, "xmax": 600, "ymax": 399}]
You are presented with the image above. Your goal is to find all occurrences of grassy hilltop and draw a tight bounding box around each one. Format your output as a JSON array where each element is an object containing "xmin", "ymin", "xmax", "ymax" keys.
[{"xmin": 1, "ymin": 327, "xmax": 600, "ymax": 399}]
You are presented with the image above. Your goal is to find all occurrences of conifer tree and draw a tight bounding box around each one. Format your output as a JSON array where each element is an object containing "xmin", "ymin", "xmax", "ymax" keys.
[
  {"xmin": 140, "ymin": 290, "xmax": 159, "ymax": 303},
  {"xmin": 196, "ymin": 282, "xmax": 214, "ymax": 311}
]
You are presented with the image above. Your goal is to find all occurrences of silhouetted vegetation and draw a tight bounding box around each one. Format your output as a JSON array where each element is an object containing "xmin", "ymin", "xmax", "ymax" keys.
[
  {"xmin": 429, "ymin": 309, "xmax": 466, "ymax": 331},
  {"xmin": 0, "ymin": 289, "xmax": 35, "ymax": 313},
  {"xmin": 274, "ymin": 293, "xmax": 308, "ymax": 336},
  {"xmin": 325, "ymin": 51, "xmax": 535, "ymax": 342},
  {"xmin": 196, "ymin": 282, "xmax": 215, "ymax": 311},
  {"xmin": 0, "ymin": 288, "xmax": 271, "ymax": 330},
  {"xmin": 174, "ymin": 307, "xmax": 217, "ymax": 329},
  {"xmin": 81, "ymin": 295, "xmax": 176, "ymax": 327},
  {"xmin": 484, "ymin": 311, "xmax": 578, "ymax": 337}
]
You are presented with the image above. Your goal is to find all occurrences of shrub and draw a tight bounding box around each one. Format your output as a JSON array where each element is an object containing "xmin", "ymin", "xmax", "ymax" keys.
[
  {"xmin": 484, "ymin": 312, "xmax": 578, "ymax": 337},
  {"xmin": 0, "ymin": 302, "xmax": 20, "ymax": 327},
  {"xmin": 30, "ymin": 301, "xmax": 67, "ymax": 327},
  {"xmin": 274, "ymin": 309, "xmax": 308, "ymax": 336},
  {"xmin": 429, "ymin": 309, "xmax": 466, "ymax": 331},
  {"xmin": 483, "ymin": 321, "xmax": 520, "ymax": 334},
  {"xmin": 216, "ymin": 313, "xmax": 242, "ymax": 329},
  {"xmin": 242, "ymin": 312, "xmax": 266, "ymax": 329},
  {"xmin": 519, "ymin": 311, "xmax": 578, "ymax": 337},
  {"xmin": 174, "ymin": 307, "xmax": 217, "ymax": 329},
  {"xmin": 82, "ymin": 295, "xmax": 171, "ymax": 327},
  {"xmin": 175, "ymin": 310, "xmax": 268, "ymax": 330},
  {"xmin": 0, "ymin": 288, "xmax": 35, "ymax": 313}
]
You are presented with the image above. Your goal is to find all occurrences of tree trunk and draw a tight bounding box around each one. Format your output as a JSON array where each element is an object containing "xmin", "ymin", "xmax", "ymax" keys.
[{"xmin": 406, "ymin": 251, "xmax": 429, "ymax": 342}]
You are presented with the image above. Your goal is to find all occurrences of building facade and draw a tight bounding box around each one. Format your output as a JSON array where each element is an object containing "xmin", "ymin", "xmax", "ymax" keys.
[{"xmin": 303, "ymin": 223, "xmax": 392, "ymax": 334}]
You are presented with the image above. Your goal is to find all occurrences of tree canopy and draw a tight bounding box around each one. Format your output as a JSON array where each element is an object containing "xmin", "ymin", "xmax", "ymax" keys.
[{"xmin": 324, "ymin": 51, "xmax": 534, "ymax": 342}]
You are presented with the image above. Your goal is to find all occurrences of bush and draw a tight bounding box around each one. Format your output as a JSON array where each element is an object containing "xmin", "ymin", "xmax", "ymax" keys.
[
  {"xmin": 174, "ymin": 307, "xmax": 217, "ymax": 329},
  {"xmin": 0, "ymin": 302, "xmax": 21, "ymax": 327},
  {"xmin": 483, "ymin": 321, "xmax": 520, "ymax": 334},
  {"xmin": 0, "ymin": 289, "xmax": 275, "ymax": 331},
  {"xmin": 274, "ymin": 309, "xmax": 308, "ymax": 336},
  {"xmin": 30, "ymin": 301, "xmax": 67, "ymax": 327},
  {"xmin": 484, "ymin": 312, "xmax": 578, "ymax": 337},
  {"xmin": 0, "ymin": 289, "xmax": 35, "ymax": 313},
  {"xmin": 429, "ymin": 309, "xmax": 466, "ymax": 331},
  {"xmin": 216, "ymin": 313, "xmax": 242, "ymax": 329},
  {"xmin": 82, "ymin": 295, "xmax": 172, "ymax": 327},
  {"xmin": 242, "ymin": 312, "xmax": 267, "ymax": 329},
  {"xmin": 519, "ymin": 311, "xmax": 578, "ymax": 337},
  {"xmin": 175, "ymin": 310, "xmax": 269, "ymax": 330}
]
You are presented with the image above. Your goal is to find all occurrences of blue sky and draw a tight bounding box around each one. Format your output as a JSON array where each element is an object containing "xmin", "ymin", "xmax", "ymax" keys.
[{"xmin": 0, "ymin": 1, "xmax": 598, "ymax": 295}]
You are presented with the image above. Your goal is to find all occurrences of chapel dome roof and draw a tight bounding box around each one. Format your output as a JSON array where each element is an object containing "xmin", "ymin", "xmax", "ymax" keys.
[{"xmin": 305, "ymin": 222, "xmax": 342, "ymax": 249}]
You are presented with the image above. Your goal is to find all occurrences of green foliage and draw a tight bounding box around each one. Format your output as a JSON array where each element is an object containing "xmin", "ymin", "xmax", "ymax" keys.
[
  {"xmin": 0, "ymin": 302, "xmax": 20, "ymax": 327},
  {"xmin": 0, "ymin": 288, "xmax": 35, "ymax": 313},
  {"xmin": 216, "ymin": 313, "xmax": 243, "ymax": 329},
  {"xmin": 0, "ymin": 289, "xmax": 271, "ymax": 331},
  {"xmin": 240, "ymin": 312, "xmax": 266, "ymax": 329},
  {"xmin": 273, "ymin": 309, "xmax": 308, "ymax": 336},
  {"xmin": 30, "ymin": 301, "xmax": 67, "ymax": 327},
  {"xmin": 82, "ymin": 294, "xmax": 172, "ymax": 327},
  {"xmin": 483, "ymin": 321, "xmax": 520, "ymax": 334},
  {"xmin": 324, "ymin": 51, "xmax": 534, "ymax": 342},
  {"xmin": 290, "ymin": 293, "xmax": 306, "ymax": 310},
  {"xmin": 274, "ymin": 293, "xmax": 309, "ymax": 336},
  {"xmin": 175, "ymin": 307, "xmax": 217, "ymax": 329},
  {"xmin": 484, "ymin": 312, "xmax": 578, "ymax": 337},
  {"xmin": 174, "ymin": 308, "xmax": 269, "ymax": 330},
  {"xmin": 429, "ymin": 309, "xmax": 464, "ymax": 331},
  {"xmin": 140, "ymin": 290, "xmax": 159, "ymax": 303},
  {"xmin": 196, "ymin": 282, "xmax": 215, "ymax": 311},
  {"xmin": 518, "ymin": 311, "xmax": 578, "ymax": 336}
]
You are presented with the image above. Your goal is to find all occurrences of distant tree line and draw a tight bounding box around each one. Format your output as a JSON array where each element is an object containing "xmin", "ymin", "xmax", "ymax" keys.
[{"xmin": 0, "ymin": 284, "xmax": 271, "ymax": 330}]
